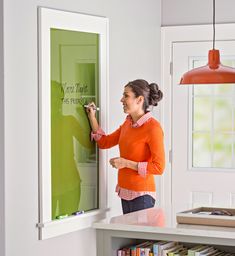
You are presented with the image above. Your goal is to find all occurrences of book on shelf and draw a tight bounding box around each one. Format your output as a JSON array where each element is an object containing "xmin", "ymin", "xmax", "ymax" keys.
[
  {"xmin": 214, "ymin": 253, "xmax": 235, "ymax": 256},
  {"xmin": 197, "ymin": 246, "xmax": 215, "ymax": 256},
  {"xmin": 135, "ymin": 241, "xmax": 152, "ymax": 256},
  {"xmin": 152, "ymin": 241, "xmax": 168, "ymax": 256},
  {"xmin": 167, "ymin": 245, "xmax": 187, "ymax": 256},
  {"xmin": 158, "ymin": 241, "xmax": 178, "ymax": 256},
  {"xmin": 173, "ymin": 249, "xmax": 188, "ymax": 256},
  {"xmin": 143, "ymin": 241, "xmax": 154, "ymax": 256},
  {"xmin": 188, "ymin": 245, "xmax": 205, "ymax": 256},
  {"xmin": 201, "ymin": 249, "xmax": 219, "ymax": 256},
  {"xmin": 161, "ymin": 244, "xmax": 183, "ymax": 256},
  {"xmin": 117, "ymin": 247, "xmax": 131, "ymax": 256},
  {"xmin": 123, "ymin": 247, "xmax": 131, "ymax": 256},
  {"xmin": 118, "ymin": 241, "xmax": 155, "ymax": 256},
  {"xmin": 117, "ymin": 249, "xmax": 122, "ymax": 256},
  {"xmin": 129, "ymin": 245, "xmax": 136, "ymax": 256},
  {"xmin": 137, "ymin": 241, "xmax": 154, "ymax": 256},
  {"xmin": 188, "ymin": 245, "xmax": 214, "ymax": 256},
  {"xmin": 144, "ymin": 247, "xmax": 151, "ymax": 256}
]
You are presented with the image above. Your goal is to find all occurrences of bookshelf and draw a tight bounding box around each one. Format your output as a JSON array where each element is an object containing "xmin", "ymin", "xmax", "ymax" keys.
[{"xmin": 93, "ymin": 208, "xmax": 235, "ymax": 256}]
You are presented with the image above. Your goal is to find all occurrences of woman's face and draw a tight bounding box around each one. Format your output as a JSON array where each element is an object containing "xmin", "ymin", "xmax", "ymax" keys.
[{"xmin": 120, "ymin": 86, "xmax": 142, "ymax": 114}]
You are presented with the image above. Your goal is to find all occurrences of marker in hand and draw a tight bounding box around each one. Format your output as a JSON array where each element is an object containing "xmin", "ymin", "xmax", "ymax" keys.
[{"xmin": 84, "ymin": 104, "xmax": 100, "ymax": 111}]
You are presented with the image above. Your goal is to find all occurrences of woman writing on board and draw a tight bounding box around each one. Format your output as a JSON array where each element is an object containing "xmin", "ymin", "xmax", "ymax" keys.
[{"xmin": 86, "ymin": 79, "xmax": 165, "ymax": 214}]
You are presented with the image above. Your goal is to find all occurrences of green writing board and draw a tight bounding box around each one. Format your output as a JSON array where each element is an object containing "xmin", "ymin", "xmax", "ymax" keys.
[{"xmin": 50, "ymin": 28, "xmax": 99, "ymax": 220}]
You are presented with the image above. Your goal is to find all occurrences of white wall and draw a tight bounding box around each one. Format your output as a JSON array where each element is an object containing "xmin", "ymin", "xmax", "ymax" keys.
[
  {"xmin": 0, "ymin": 1, "xmax": 5, "ymax": 256},
  {"xmin": 2, "ymin": 0, "xmax": 161, "ymax": 255},
  {"xmin": 162, "ymin": 0, "xmax": 235, "ymax": 26}
]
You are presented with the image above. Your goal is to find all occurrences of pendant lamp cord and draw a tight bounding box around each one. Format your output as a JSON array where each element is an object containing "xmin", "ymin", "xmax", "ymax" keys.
[{"xmin": 213, "ymin": 0, "xmax": 215, "ymax": 49}]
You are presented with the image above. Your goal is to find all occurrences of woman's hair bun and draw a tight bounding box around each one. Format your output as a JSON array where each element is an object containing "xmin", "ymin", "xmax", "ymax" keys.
[{"xmin": 148, "ymin": 83, "xmax": 163, "ymax": 106}]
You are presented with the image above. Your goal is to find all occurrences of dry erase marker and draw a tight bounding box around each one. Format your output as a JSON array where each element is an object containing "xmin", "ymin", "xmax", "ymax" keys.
[
  {"xmin": 56, "ymin": 214, "xmax": 69, "ymax": 219},
  {"xmin": 72, "ymin": 210, "xmax": 85, "ymax": 216},
  {"xmin": 84, "ymin": 104, "xmax": 100, "ymax": 111}
]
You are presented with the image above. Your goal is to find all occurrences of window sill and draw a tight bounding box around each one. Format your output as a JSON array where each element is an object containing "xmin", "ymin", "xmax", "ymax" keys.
[{"xmin": 37, "ymin": 208, "xmax": 109, "ymax": 239}]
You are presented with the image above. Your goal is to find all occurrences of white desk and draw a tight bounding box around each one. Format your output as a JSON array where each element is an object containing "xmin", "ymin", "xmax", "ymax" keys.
[{"xmin": 93, "ymin": 208, "xmax": 235, "ymax": 256}]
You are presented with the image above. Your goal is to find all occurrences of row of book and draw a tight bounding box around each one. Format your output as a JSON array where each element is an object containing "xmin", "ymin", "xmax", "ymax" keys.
[{"xmin": 117, "ymin": 240, "xmax": 235, "ymax": 256}]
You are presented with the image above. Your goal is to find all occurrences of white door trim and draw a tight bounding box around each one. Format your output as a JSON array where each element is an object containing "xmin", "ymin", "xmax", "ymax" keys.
[{"xmin": 160, "ymin": 23, "xmax": 235, "ymax": 223}]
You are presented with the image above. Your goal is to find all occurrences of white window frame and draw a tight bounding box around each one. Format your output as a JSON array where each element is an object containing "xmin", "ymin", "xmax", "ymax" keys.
[
  {"xmin": 38, "ymin": 7, "xmax": 109, "ymax": 239},
  {"xmin": 190, "ymin": 86, "xmax": 235, "ymax": 171},
  {"xmin": 161, "ymin": 23, "xmax": 235, "ymax": 220}
]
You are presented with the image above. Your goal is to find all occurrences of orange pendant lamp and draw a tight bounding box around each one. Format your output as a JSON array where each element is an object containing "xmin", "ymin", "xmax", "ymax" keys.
[{"xmin": 180, "ymin": 0, "xmax": 235, "ymax": 85}]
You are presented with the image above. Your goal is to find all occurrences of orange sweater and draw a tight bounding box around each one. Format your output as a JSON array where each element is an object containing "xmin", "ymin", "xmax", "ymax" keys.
[{"xmin": 97, "ymin": 117, "xmax": 165, "ymax": 192}]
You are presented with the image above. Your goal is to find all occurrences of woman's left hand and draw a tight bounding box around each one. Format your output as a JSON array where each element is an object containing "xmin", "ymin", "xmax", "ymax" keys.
[{"xmin": 109, "ymin": 157, "xmax": 127, "ymax": 169}]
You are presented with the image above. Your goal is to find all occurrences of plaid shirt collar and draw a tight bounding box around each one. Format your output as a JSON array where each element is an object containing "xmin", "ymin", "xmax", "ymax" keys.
[{"xmin": 126, "ymin": 111, "xmax": 152, "ymax": 128}]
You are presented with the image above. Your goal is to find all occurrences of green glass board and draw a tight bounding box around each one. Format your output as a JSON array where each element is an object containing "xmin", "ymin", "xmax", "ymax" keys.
[{"xmin": 50, "ymin": 28, "xmax": 99, "ymax": 220}]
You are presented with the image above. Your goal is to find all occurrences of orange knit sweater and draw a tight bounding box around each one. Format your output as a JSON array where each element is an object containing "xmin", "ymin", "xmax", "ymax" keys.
[{"xmin": 97, "ymin": 117, "xmax": 165, "ymax": 192}]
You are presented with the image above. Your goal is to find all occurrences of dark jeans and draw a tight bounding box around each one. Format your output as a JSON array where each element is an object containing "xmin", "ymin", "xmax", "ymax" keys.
[{"xmin": 121, "ymin": 195, "xmax": 155, "ymax": 214}]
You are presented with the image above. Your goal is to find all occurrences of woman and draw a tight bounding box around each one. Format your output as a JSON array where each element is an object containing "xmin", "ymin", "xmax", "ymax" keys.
[{"xmin": 86, "ymin": 79, "xmax": 165, "ymax": 214}]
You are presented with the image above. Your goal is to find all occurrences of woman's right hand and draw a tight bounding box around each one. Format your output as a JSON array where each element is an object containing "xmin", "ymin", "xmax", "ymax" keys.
[
  {"xmin": 85, "ymin": 102, "xmax": 100, "ymax": 133},
  {"xmin": 85, "ymin": 102, "xmax": 97, "ymax": 119}
]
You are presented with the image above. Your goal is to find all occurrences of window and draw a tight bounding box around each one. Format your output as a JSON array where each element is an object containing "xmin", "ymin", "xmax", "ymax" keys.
[{"xmin": 192, "ymin": 59, "xmax": 235, "ymax": 169}]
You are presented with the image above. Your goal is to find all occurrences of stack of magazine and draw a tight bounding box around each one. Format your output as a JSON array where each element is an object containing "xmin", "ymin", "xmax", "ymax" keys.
[{"xmin": 117, "ymin": 240, "xmax": 235, "ymax": 256}]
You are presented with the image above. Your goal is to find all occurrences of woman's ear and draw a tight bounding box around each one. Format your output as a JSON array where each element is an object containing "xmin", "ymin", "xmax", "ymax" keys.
[{"xmin": 137, "ymin": 96, "xmax": 144, "ymax": 104}]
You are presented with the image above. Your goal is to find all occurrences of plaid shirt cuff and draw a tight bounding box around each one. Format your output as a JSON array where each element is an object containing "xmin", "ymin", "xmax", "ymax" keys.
[
  {"xmin": 90, "ymin": 127, "xmax": 105, "ymax": 141},
  {"xmin": 137, "ymin": 162, "xmax": 148, "ymax": 177}
]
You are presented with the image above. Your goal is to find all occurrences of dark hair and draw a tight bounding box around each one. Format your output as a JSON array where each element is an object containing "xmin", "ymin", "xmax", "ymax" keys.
[{"xmin": 125, "ymin": 79, "xmax": 163, "ymax": 113}]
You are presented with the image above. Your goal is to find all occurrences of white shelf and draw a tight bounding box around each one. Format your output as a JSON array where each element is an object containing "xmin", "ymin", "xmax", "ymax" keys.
[{"xmin": 93, "ymin": 208, "xmax": 235, "ymax": 256}]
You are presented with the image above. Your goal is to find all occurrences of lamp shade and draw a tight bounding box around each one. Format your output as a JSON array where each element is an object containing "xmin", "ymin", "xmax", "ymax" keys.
[{"xmin": 180, "ymin": 49, "xmax": 235, "ymax": 84}]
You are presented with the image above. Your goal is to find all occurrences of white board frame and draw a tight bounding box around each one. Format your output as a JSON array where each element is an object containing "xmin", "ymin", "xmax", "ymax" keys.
[{"xmin": 38, "ymin": 7, "xmax": 109, "ymax": 239}]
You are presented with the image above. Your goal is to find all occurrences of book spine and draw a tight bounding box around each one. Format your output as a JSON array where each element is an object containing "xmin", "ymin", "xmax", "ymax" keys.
[
  {"xmin": 153, "ymin": 244, "xmax": 158, "ymax": 256},
  {"xmin": 145, "ymin": 248, "xmax": 151, "ymax": 256},
  {"xmin": 117, "ymin": 249, "xmax": 122, "ymax": 256},
  {"xmin": 136, "ymin": 248, "xmax": 141, "ymax": 256},
  {"xmin": 130, "ymin": 247, "xmax": 136, "ymax": 256},
  {"xmin": 140, "ymin": 248, "xmax": 145, "ymax": 256}
]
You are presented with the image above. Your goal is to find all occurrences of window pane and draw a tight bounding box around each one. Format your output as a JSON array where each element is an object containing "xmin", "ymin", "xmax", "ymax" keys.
[
  {"xmin": 213, "ymin": 84, "xmax": 234, "ymax": 95},
  {"xmin": 193, "ymin": 59, "xmax": 206, "ymax": 68},
  {"xmin": 193, "ymin": 85, "xmax": 213, "ymax": 96},
  {"xmin": 214, "ymin": 99, "xmax": 232, "ymax": 131},
  {"xmin": 193, "ymin": 97, "xmax": 211, "ymax": 131},
  {"xmin": 222, "ymin": 59, "xmax": 235, "ymax": 67},
  {"xmin": 212, "ymin": 133, "xmax": 232, "ymax": 168},
  {"xmin": 193, "ymin": 133, "xmax": 211, "ymax": 167}
]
